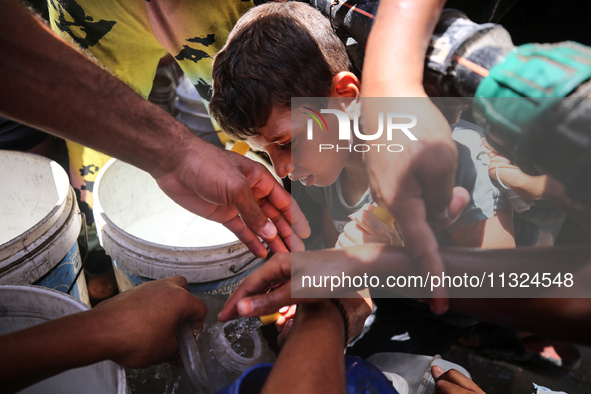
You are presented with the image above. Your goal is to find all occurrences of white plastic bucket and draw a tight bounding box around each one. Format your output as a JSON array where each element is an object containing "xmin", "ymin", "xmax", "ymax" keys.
[
  {"xmin": 93, "ymin": 159, "xmax": 263, "ymax": 294},
  {"xmin": 0, "ymin": 150, "xmax": 89, "ymax": 304},
  {"xmin": 0, "ymin": 285, "xmax": 126, "ymax": 393}
]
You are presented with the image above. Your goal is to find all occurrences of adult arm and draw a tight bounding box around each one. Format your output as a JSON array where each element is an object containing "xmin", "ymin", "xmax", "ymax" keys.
[
  {"xmin": 0, "ymin": 0, "xmax": 310, "ymax": 257},
  {"xmin": 362, "ymin": 0, "xmax": 470, "ymax": 313},
  {"xmin": 219, "ymin": 245, "xmax": 591, "ymax": 345},
  {"xmin": 0, "ymin": 277, "xmax": 206, "ymax": 394},
  {"xmin": 261, "ymin": 301, "xmax": 346, "ymax": 394}
]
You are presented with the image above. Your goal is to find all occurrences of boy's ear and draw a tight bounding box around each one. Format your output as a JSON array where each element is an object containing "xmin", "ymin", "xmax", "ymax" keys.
[{"xmin": 330, "ymin": 72, "xmax": 360, "ymax": 98}]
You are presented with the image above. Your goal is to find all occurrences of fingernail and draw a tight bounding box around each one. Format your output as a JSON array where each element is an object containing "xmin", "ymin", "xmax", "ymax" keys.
[
  {"xmin": 279, "ymin": 306, "xmax": 289, "ymax": 314},
  {"xmin": 431, "ymin": 365, "xmax": 444, "ymax": 378},
  {"xmin": 284, "ymin": 319, "xmax": 293, "ymax": 333},
  {"xmin": 238, "ymin": 299, "xmax": 253, "ymax": 316},
  {"xmin": 261, "ymin": 222, "xmax": 277, "ymax": 239},
  {"xmin": 431, "ymin": 208, "xmax": 450, "ymax": 223}
]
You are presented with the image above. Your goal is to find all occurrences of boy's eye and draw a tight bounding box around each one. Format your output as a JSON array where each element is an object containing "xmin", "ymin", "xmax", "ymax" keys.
[{"xmin": 278, "ymin": 141, "xmax": 292, "ymax": 150}]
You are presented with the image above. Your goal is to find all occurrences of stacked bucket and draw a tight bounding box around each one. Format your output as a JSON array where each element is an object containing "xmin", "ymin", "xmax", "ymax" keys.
[{"xmin": 0, "ymin": 150, "xmax": 126, "ymax": 391}]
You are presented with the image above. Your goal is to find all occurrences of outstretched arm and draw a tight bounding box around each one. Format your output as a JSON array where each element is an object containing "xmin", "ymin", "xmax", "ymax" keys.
[
  {"xmin": 0, "ymin": 0, "xmax": 310, "ymax": 257},
  {"xmin": 0, "ymin": 277, "xmax": 206, "ymax": 394},
  {"xmin": 219, "ymin": 245, "xmax": 591, "ymax": 345},
  {"xmin": 362, "ymin": 0, "xmax": 470, "ymax": 313}
]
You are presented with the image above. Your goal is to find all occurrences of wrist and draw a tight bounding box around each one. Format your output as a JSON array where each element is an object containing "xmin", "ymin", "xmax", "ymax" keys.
[{"xmin": 144, "ymin": 123, "xmax": 205, "ymax": 178}]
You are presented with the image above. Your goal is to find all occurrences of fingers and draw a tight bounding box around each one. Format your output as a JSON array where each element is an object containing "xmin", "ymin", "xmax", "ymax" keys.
[
  {"xmin": 430, "ymin": 187, "xmax": 470, "ymax": 231},
  {"xmin": 258, "ymin": 197, "xmax": 291, "ymax": 250},
  {"xmin": 218, "ymin": 253, "xmax": 292, "ymax": 321},
  {"xmin": 222, "ymin": 215, "xmax": 269, "ymax": 258},
  {"xmin": 336, "ymin": 231, "xmax": 357, "ymax": 249},
  {"xmin": 166, "ymin": 275, "xmax": 189, "ymax": 290},
  {"xmin": 394, "ymin": 198, "xmax": 449, "ymax": 314},
  {"xmin": 418, "ymin": 144, "xmax": 457, "ymax": 223},
  {"xmin": 276, "ymin": 319, "xmax": 294, "ymax": 348},
  {"xmin": 248, "ymin": 165, "xmax": 310, "ymax": 240},
  {"xmin": 264, "ymin": 189, "xmax": 310, "ymax": 240},
  {"xmin": 289, "ymin": 232, "xmax": 306, "ymax": 252},
  {"xmin": 432, "ymin": 365, "xmax": 445, "ymax": 380},
  {"xmin": 348, "ymin": 203, "xmax": 375, "ymax": 225},
  {"xmin": 183, "ymin": 294, "xmax": 208, "ymax": 329},
  {"xmin": 234, "ymin": 166, "xmax": 310, "ymax": 254},
  {"xmin": 162, "ymin": 276, "xmax": 206, "ymax": 328},
  {"xmin": 432, "ymin": 366, "xmax": 484, "ymax": 394},
  {"xmin": 257, "ymin": 196, "xmax": 305, "ymax": 253},
  {"xmin": 236, "ymin": 285, "xmax": 294, "ymax": 318},
  {"xmin": 231, "ymin": 180, "xmax": 279, "ymax": 242}
]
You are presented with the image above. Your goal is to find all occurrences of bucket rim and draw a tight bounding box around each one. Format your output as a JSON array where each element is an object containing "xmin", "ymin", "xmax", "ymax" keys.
[
  {"xmin": 0, "ymin": 187, "xmax": 80, "ymax": 281},
  {"xmin": 94, "ymin": 159, "xmax": 247, "ymax": 252},
  {"xmin": 0, "ymin": 151, "xmax": 70, "ymax": 251},
  {"xmin": 0, "ymin": 284, "xmax": 127, "ymax": 394},
  {"xmin": 0, "ymin": 283, "xmax": 89, "ymax": 311}
]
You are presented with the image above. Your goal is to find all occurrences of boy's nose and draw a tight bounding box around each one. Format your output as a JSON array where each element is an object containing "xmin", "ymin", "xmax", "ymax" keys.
[{"xmin": 270, "ymin": 153, "xmax": 293, "ymax": 179}]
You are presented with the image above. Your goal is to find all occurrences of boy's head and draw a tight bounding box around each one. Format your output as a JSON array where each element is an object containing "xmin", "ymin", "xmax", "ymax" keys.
[
  {"xmin": 210, "ymin": 2, "xmax": 359, "ymax": 186},
  {"xmin": 210, "ymin": 1, "xmax": 352, "ymax": 140}
]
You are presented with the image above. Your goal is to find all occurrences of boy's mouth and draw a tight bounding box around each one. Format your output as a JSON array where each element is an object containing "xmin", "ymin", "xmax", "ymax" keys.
[{"xmin": 298, "ymin": 174, "xmax": 315, "ymax": 187}]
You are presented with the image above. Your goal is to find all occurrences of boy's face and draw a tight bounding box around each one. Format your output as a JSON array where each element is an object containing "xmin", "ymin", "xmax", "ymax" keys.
[{"xmin": 247, "ymin": 105, "xmax": 351, "ymax": 187}]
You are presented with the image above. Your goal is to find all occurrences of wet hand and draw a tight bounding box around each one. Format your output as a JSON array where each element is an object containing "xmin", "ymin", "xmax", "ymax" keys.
[
  {"xmin": 154, "ymin": 141, "xmax": 310, "ymax": 258},
  {"xmin": 91, "ymin": 276, "xmax": 206, "ymax": 368}
]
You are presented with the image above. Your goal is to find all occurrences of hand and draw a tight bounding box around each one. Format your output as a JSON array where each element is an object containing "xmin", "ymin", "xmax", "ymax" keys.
[
  {"xmin": 363, "ymin": 111, "xmax": 470, "ymax": 314},
  {"xmin": 484, "ymin": 139, "xmax": 550, "ymax": 202},
  {"xmin": 432, "ymin": 366, "xmax": 485, "ymax": 394},
  {"xmin": 218, "ymin": 252, "xmax": 314, "ymax": 322},
  {"xmin": 275, "ymin": 298, "xmax": 371, "ymax": 346},
  {"xmin": 218, "ymin": 251, "xmax": 354, "ymax": 320},
  {"xmin": 361, "ymin": 0, "xmax": 470, "ymax": 314},
  {"xmin": 276, "ymin": 305, "xmax": 297, "ymax": 347},
  {"xmin": 91, "ymin": 276, "xmax": 206, "ymax": 368},
  {"xmin": 218, "ymin": 251, "xmax": 372, "ymax": 342},
  {"xmin": 336, "ymin": 203, "xmax": 403, "ymax": 249},
  {"xmin": 154, "ymin": 141, "xmax": 309, "ymax": 258}
]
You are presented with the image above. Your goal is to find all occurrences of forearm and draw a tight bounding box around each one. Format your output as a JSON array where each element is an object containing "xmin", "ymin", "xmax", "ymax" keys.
[
  {"xmin": 344, "ymin": 244, "xmax": 591, "ymax": 343},
  {"xmin": 363, "ymin": 0, "xmax": 446, "ymax": 96},
  {"xmin": 0, "ymin": 0, "xmax": 203, "ymax": 177},
  {"xmin": 262, "ymin": 301, "xmax": 346, "ymax": 394},
  {"xmin": 0, "ymin": 311, "xmax": 113, "ymax": 393}
]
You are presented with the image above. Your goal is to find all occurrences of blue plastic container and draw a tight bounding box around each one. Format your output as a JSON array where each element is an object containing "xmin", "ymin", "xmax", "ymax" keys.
[{"xmin": 216, "ymin": 356, "xmax": 398, "ymax": 394}]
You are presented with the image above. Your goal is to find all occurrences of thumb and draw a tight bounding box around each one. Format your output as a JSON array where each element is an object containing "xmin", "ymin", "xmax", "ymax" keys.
[{"xmin": 429, "ymin": 187, "xmax": 470, "ymax": 231}]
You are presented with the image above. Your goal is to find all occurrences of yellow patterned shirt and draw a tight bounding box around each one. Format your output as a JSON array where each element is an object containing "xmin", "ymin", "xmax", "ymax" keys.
[
  {"xmin": 47, "ymin": 0, "xmax": 256, "ymax": 212},
  {"xmin": 48, "ymin": 0, "xmax": 256, "ymax": 100}
]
